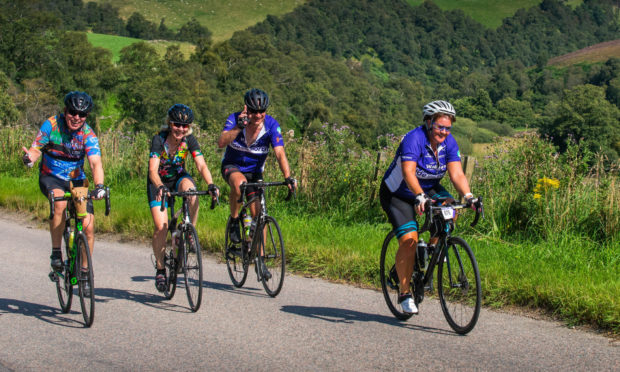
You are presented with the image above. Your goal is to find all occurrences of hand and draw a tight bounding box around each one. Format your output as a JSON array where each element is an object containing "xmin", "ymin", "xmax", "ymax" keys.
[
  {"xmin": 93, "ymin": 184, "xmax": 106, "ymax": 200},
  {"xmin": 157, "ymin": 185, "xmax": 169, "ymax": 201},
  {"xmin": 207, "ymin": 183, "xmax": 220, "ymax": 198},
  {"xmin": 465, "ymin": 194, "xmax": 483, "ymax": 213},
  {"xmin": 415, "ymin": 193, "xmax": 428, "ymax": 215},
  {"xmin": 285, "ymin": 177, "xmax": 297, "ymax": 193},
  {"xmin": 21, "ymin": 147, "xmax": 34, "ymax": 168},
  {"xmin": 237, "ymin": 105, "xmax": 249, "ymax": 129}
]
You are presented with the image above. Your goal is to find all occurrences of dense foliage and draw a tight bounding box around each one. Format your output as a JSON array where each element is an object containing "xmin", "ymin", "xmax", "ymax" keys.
[{"xmin": 0, "ymin": 0, "xmax": 618, "ymax": 160}]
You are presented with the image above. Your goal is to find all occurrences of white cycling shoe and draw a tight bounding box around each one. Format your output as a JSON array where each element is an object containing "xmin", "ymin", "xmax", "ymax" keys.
[{"xmin": 398, "ymin": 293, "xmax": 418, "ymax": 314}]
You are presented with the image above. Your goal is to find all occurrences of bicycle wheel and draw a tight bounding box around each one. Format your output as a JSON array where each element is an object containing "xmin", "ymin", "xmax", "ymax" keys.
[
  {"xmin": 437, "ymin": 236, "xmax": 481, "ymax": 334},
  {"xmin": 257, "ymin": 216, "xmax": 285, "ymax": 297},
  {"xmin": 380, "ymin": 231, "xmax": 414, "ymax": 321},
  {"xmin": 225, "ymin": 216, "xmax": 248, "ymax": 288},
  {"xmin": 55, "ymin": 231, "xmax": 73, "ymax": 313},
  {"xmin": 76, "ymin": 233, "xmax": 95, "ymax": 327},
  {"xmin": 182, "ymin": 224, "xmax": 202, "ymax": 312},
  {"xmin": 163, "ymin": 235, "xmax": 177, "ymax": 300}
]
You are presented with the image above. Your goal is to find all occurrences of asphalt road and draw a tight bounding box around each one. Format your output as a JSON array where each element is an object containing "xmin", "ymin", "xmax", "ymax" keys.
[{"xmin": 0, "ymin": 214, "xmax": 617, "ymax": 371}]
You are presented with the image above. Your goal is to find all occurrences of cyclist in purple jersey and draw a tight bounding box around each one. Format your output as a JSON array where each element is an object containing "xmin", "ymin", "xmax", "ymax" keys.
[
  {"xmin": 21, "ymin": 91, "xmax": 106, "ymax": 280},
  {"xmin": 380, "ymin": 100, "xmax": 478, "ymax": 315},
  {"xmin": 148, "ymin": 104, "xmax": 219, "ymax": 292},
  {"xmin": 217, "ymin": 89, "xmax": 295, "ymax": 245}
]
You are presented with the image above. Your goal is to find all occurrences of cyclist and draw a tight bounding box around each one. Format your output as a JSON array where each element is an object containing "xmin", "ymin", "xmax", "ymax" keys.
[
  {"xmin": 379, "ymin": 100, "xmax": 478, "ymax": 314},
  {"xmin": 217, "ymin": 88, "xmax": 295, "ymax": 278},
  {"xmin": 148, "ymin": 104, "xmax": 219, "ymax": 292},
  {"xmin": 21, "ymin": 91, "xmax": 106, "ymax": 295}
]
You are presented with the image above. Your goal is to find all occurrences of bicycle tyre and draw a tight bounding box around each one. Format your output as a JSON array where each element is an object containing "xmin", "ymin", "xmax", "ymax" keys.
[
  {"xmin": 437, "ymin": 236, "xmax": 481, "ymax": 334},
  {"xmin": 182, "ymin": 224, "xmax": 202, "ymax": 312},
  {"xmin": 257, "ymin": 216, "xmax": 285, "ymax": 297},
  {"xmin": 55, "ymin": 230, "xmax": 73, "ymax": 313},
  {"xmin": 380, "ymin": 231, "xmax": 414, "ymax": 321},
  {"xmin": 76, "ymin": 233, "xmax": 95, "ymax": 327},
  {"xmin": 225, "ymin": 216, "xmax": 248, "ymax": 288},
  {"xmin": 163, "ymin": 234, "xmax": 177, "ymax": 300}
]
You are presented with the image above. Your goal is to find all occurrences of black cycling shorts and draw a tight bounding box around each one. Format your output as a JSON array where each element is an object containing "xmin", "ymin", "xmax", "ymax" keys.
[
  {"xmin": 39, "ymin": 175, "xmax": 94, "ymax": 214},
  {"xmin": 147, "ymin": 173, "xmax": 195, "ymax": 209},
  {"xmin": 221, "ymin": 164, "xmax": 263, "ymax": 197},
  {"xmin": 379, "ymin": 181, "xmax": 453, "ymax": 239}
]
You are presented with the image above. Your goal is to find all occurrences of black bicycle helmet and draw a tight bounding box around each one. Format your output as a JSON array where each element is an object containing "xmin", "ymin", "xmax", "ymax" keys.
[
  {"xmin": 167, "ymin": 104, "xmax": 194, "ymax": 124},
  {"xmin": 244, "ymin": 88, "xmax": 270, "ymax": 112},
  {"xmin": 64, "ymin": 91, "xmax": 93, "ymax": 114}
]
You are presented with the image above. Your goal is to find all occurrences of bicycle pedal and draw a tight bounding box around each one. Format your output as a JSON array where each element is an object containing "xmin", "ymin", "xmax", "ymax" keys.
[{"xmin": 48, "ymin": 271, "xmax": 59, "ymax": 282}]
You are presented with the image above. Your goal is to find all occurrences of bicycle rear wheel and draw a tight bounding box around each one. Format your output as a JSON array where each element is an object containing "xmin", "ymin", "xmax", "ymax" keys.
[
  {"xmin": 380, "ymin": 231, "xmax": 414, "ymax": 321},
  {"xmin": 225, "ymin": 216, "xmax": 248, "ymax": 288},
  {"xmin": 437, "ymin": 236, "xmax": 481, "ymax": 334},
  {"xmin": 257, "ymin": 216, "xmax": 285, "ymax": 297},
  {"xmin": 163, "ymin": 235, "xmax": 177, "ymax": 300},
  {"xmin": 55, "ymin": 231, "xmax": 73, "ymax": 313},
  {"xmin": 76, "ymin": 233, "xmax": 95, "ymax": 327},
  {"xmin": 182, "ymin": 224, "xmax": 202, "ymax": 312}
]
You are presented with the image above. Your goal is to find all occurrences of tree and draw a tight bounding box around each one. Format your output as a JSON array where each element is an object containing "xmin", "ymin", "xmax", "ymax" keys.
[
  {"xmin": 176, "ymin": 18, "xmax": 212, "ymax": 44},
  {"xmin": 540, "ymin": 84, "xmax": 620, "ymax": 161},
  {"xmin": 0, "ymin": 71, "xmax": 19, "ymax": 125}
]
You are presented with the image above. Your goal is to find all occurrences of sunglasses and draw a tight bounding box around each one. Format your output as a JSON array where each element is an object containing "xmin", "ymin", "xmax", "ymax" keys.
[
  {"xmin": 67, "ymin": 108, "xmax": 88, "ymax": 118},
  {"xmin": 432, "ymin": 122, "xmax": 452, "ymax": 133},
  {"xmin": 172, "ymin": 122, "xmax": 190, "ymax": 128},
  {"xmin": 248, "ymin": 108, "xmax": 266, "ymax": 114}
]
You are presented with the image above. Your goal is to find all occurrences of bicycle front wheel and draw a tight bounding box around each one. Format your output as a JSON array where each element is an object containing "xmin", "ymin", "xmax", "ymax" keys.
[
  {"xmin": 437, "ymin": 236, "xmax": 481, "ymax": 334},
  {"xmin": 56, "ymin": 231, "xmax": 73, "ymax": 313},
  {"xmin": 76, "ymin": 233, "xmax": 95, "ymax": 327},
  {"xmin": 380, "ymin": 231, "xmax": 414, "ymax": 320},
  {"xmin": 225, "ymin": 216, "xmax": 248, "ymax": 288},
  {"xmin": 257, "ymin": 216, "xmax": 285, "ymax": 297},
  {"xmin": 182, "ymin": 224, "xmax": 202, "ymax": 312}
]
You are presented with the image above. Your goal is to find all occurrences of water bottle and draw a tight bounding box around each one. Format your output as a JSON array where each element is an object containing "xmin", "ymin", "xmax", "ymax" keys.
[
  {"xmin": 68, "ymin": 230, "xmax": 74, "ymax": 249},
  {"xmin": 417, "ymin": 239, "xmax": 428, "ymax": 272},
  {"xmin": 242, "ymin": 213, "xmax": 252, "ymax": 240},
  {"xmin": 249, "ymin": 219, "xmax": 256, "ymax": 239},
  {"xmin": 172, "ymin": 230, "xmax": 180, "ymax": 250}
]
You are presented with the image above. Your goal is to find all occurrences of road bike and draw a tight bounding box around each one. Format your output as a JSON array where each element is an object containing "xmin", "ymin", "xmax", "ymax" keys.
[
  {"xmin": 48, "ymin": 183, "xmax": 110, "ymax": 327},
  {"xmin": 224, "ymin": 180, "xmax": 294, "ymax": 297},
  {"xmin": 380, "ymin": 197, "xmax": 484, "ymax": 334},
  {"xmin": 158, "ymin": 189, "xmax": 217, "ymax": 312}
]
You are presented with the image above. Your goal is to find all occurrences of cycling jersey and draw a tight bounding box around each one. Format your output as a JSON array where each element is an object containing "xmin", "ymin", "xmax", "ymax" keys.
[
  {"xmin": 221, "ymin": 112, "xmax": 284, "ymax": 173},
  {"xmin": 383, "ymin": 125, "xmax": 461, "ymax": 200},
  {"xmin": 32, "ymin": 115, "xmax": 101, "ymax": 181},
  {"xmin": 148, "ymin": 130, "xmax": 203, "ymax": 181}
]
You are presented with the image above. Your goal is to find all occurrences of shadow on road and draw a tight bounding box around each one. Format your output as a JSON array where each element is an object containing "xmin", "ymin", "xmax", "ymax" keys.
[
  {"xmin": 0, "ymin": 297, "xmax": 84, "ymax": 328},
  {"xmin": 96, "ymin": 283, "xmax": 190, "ymax": 313},
  {"xmin": 280, "ymin": 305, "xmax": 457, "ymax": 336}
]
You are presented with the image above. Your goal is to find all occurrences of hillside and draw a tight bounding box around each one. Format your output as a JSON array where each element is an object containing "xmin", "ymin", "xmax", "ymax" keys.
[
  {"xmin": 90, "ymin": 0, "xmax": 306, "ymax": 42},
  {"xmin": 547, "ymin": 39, "xmax": 620, "ymax": 66}
]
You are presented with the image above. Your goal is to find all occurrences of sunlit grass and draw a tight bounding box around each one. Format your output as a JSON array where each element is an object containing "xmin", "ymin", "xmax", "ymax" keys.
[{"xmin": 87, "ymin": 32, "xmax": 195, "ymax": 62}]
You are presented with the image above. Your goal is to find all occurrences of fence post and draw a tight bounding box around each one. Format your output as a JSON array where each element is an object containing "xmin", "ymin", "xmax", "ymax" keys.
[
  {"xmin": 369, "ymin": 151, "xmax": 384, "ymax": 204},
  {"xmin": 461, "ymin": 155, "xmax": 476, "ymax": 201}
]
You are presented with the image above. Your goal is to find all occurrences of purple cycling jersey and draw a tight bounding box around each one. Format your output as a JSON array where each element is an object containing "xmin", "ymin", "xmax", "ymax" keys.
[
  {"xmin": 382, "ymin": 125, "xmax": 461, "ymax": 200},
  {"xmin": 221, "ymin": 112, "xmax": 284, "ymax": 173}
]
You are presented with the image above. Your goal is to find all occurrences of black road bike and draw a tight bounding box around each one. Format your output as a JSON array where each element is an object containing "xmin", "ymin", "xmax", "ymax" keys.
[
  {"xmin": 48, "ymin": 186, "xmax": 110, "ymax": 327},
  {"xmin": 380, "ymin": 197, "xmax": 484, "ymax": 334},
  {"xmin": 224, "ymin": 180, "xmax": 294, "ymax": 297},
  {"xmin": 158, "ymin": 189, "xmax": 217, "ymax": 312}
]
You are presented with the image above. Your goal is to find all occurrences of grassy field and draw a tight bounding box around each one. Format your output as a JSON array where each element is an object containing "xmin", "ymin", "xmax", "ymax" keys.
[
  {"xmin": 90, "ymin": 0, "xmax": 306, "ymax": 43},
  {"xmin": 406, "ymin": 0, "xmax": 583, "ymax": 28},
  {"xmin": 87, "ymin": 32, "xmax": 195, "ymax": 62},
  {"xmin": 547, "ymin": 39, "xmax": 620, "ymax": 67}
]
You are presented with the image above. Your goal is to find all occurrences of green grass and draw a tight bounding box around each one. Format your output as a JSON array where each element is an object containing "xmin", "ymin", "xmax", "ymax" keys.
[
  {"xmin": 406, "ymin": 0, "xmax": 583, "ymax": 28},
  {"xmin": 1, "ymin": 173, "xmax": 617, "ymax": 333},
  {"xmin": 87, "ymin": 32, "xmax": 195, "ymax": 62},
  {"xmin": 90, "ymin": 0, "xmax": 306, "ymax": 43}
]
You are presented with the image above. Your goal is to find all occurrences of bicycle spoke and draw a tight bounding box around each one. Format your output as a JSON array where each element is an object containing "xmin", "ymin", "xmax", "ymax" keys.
[
  {"xmin": 183, "ymin": 225, "xmax": 202, "ymax": 312},
  {"xmin": 258, "ymin": 216, "xmax": 285, "ymax": 297}
]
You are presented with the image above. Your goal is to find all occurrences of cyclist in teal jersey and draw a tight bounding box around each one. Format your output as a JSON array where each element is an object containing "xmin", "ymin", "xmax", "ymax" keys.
[{"xmin": 21, "ymin": 91, "xmax": 106, "ymax": 282}]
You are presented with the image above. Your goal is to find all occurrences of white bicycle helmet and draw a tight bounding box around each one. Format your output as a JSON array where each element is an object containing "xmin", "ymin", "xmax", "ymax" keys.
[{"xmin": 423, "ymin": 100, "xmax": 456, "ymax": 120}]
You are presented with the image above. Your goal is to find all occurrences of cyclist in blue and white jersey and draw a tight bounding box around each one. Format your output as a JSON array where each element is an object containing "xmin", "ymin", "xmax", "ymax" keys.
[
  {"xmin": 217, "ymin": 89, "xmax": 295, "ymax": 252},
  {"xmin": 380, "ymin": 100, "xmax": 478, "ymax": 315}
]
